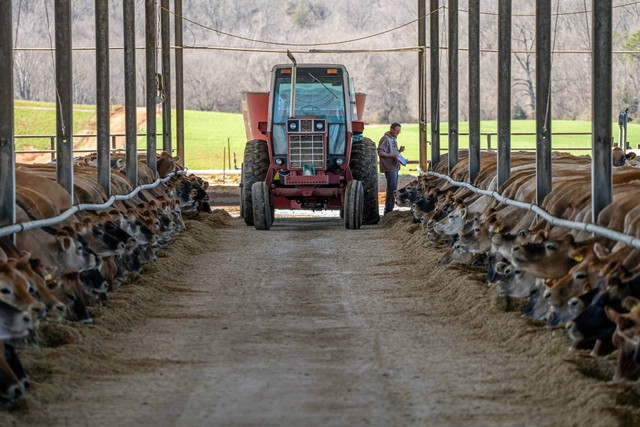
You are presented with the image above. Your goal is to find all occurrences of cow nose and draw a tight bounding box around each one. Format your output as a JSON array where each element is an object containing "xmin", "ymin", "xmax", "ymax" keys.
[
  {"xmin": 543, "ymin": 290, "xmax": 551, "ymax": 299},
  {"xmin": 33, "ymin": 306, "xmax": 46, "ymax": 319},
  {"xmin": 512, "ymin": 245, "xmax": 521, "ymax": 254},
  {"xmin": 54, "ymin": 302, "xmax": 67, "ymax": 315},
  {"xmin": 10, "ymin": 384, "xmax": 24, "ymax": 400}
]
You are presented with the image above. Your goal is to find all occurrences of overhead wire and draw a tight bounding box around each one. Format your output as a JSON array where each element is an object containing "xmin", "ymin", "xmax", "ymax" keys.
[
  {"xmin": 455, "ymin": 0, "xmax": 640, "ymax": 17},
  {"xmin": 14, "ymin": 0, "xmax": 22, "ymax": 49},
  {"xmin": 160, "ymin": 4, "xmax": 444, "ymax": 48},
  {"xmin": 543, "ymin": 0, "xmax": 562, "ymax": 135},
  {"xmin": 43, "ymin": 0, "xmax": 67, "ymax": 138}
]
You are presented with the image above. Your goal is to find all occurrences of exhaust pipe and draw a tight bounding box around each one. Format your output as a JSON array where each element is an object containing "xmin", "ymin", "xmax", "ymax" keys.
[{"xmin": 287, "ymin": 50, "xmax": 297, "ymax": 118}]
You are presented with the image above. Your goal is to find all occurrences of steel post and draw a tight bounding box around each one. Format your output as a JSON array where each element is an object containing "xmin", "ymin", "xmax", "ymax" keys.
[
  {"xmin": 0, "ymin": 1, "xmax": 15, "ymax": 230},
  {"xmin": 55, "ymin": 0, "xmax": 74, "ymax": 203},
  {"xmin": 161, "ymin": 0, "xmax": 171, "ymax": 153},
  {"xmin": 418, "ymin": 0, "xmax": 427, "ymax": 171},
  {"xmin": 124, "ymin": 0, "xmax": 138, "ymax": 187},
  {"xmin": 430, "ymin": 0, "xmax": 440, "ymax": 165},
  {"xmin": 175, "ymin": 0, "xmax": 185, "ymax": 165},
  {"xmin": 468, "ymin": 0, "xmax": 480, "ymax": 183},
  {"xmin": 497, "ymin": 0, "xmax": 511, "ymax": 187},
  {"xmin": 448, "ymin": 0, "xmax": 458, "ymax": 173},
  {"xmin": 145, "ymin": 0, "xmax": 157, "ymax": 175},
  {"xmin": 592, "ymin": 0, "xmax": 613, "ymax": 221},
  {"xmin": 96, "ymin": 0, "xmax": 111, "ymax": 194},
  {"xmin": 536, "ymin": 0, "xmax": 552, "ymax": 204}
]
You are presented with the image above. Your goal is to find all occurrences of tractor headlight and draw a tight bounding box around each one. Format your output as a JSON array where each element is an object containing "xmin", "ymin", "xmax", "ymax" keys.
[
  {"xmin": 314, "ymin": 120, "xmax": 325, "ymax": 131},
  {"xmin": 288, "ymin": 120, "xmax": 298, "ymax": 132},
  {"xmin": 335, "ymin": 157, "xmax": 345, "ymax": 166},
  {"xmin": 275, "ymin": 157, "xmax": 284, "ymax": 166}
]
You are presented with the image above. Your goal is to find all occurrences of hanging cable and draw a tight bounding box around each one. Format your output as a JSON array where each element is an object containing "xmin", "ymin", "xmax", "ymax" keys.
[
  {"xmin": 161, "ymin": 4, "xmax": 444, "ymax": 47},
  {"xmin": 582, "ymin": 0, "xmax": 592, "ymax": 56},
  {"xmin": 14, "ymin": 0, "xmax": 23, "ymax": 49},
  {"xmin": 455, "ymin": 0, "xmax": 640, "ymax": 17},
  {"xmin": 543, "ymin": 0, "xmax": 562, "ymax": 136},
  {"xmin": 43, "ymin": 0, "xmax": 66, "ymax": 138}
]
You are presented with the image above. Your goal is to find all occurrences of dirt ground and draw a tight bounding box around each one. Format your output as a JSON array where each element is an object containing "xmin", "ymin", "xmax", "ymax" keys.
[{"xmin": 3, "ymin": 183, "xmax": 640, "ymax": 426}]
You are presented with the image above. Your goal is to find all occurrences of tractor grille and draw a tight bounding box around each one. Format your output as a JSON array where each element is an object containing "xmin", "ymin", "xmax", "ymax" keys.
[{"xmin": 289, "ymin": 134, "xmax": 325, "ymax": 169}]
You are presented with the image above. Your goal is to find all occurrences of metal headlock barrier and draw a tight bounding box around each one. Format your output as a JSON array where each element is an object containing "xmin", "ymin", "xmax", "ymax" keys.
[
  {"xmin": 0, "ymin": 169, "xmax": 185, "ymax": 239},
  {"xmin": 420, "ymin": 168, "xmax": 640, "ymax": 250}
]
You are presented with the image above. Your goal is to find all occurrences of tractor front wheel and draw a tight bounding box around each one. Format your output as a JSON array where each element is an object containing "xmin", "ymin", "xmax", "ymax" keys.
[
  {"xmin": 241, "ymin": 139, "xmax": 269, "ymax": 226},
  {"xmin": 350, "ymin": 137, "xmax": 380, "ymax": 225},
  {"xmin": 344, "ymin": 180, "xmax": 364, "ymax": 229},
  {"xmin": 251, "ymin": 181, "xmax": 272, "ymax": 230}
]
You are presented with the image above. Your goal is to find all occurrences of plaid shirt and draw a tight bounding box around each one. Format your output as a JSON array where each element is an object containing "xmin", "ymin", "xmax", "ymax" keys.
[{"xmin": 377, "ymin": 131, "xmax": 400, "ymax": 172}]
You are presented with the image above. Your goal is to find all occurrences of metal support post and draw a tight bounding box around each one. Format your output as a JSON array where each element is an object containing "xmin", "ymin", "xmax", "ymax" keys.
[
  {"xmin": 175, "ymin": 0, "xmax": 185, "ymax": 165},
  {"xmin": 418, "ymin": 0, "xmax": 427, "ymax": 171},
  {"xmin": 430, "ymin": 0, "xmax": 440, "ymax": 165},
  {"xmin": 497, "ymin": 0, "xmax": 512, "ymax": 187},
  {"xmin": 468, "ymin": 0, "xmax": 480, "ymax": 183},
  {"xmin": 55, "ymin": 0, "xmax": 74, "ymax": 203},
  {"xmin": 592, "ymin": 0, "xmax": 613, "ymax": 221},
  {"xmin": 161, "ymin": 0, "xmax": 172, "ymax": 153},
  {"xmin": 448, "ymin": 0, "xmax": 458, "ymax": 173},
  {"xmin": 145, "ymin": 0, "xmax": 157, "ymax": 175},
  {"xmin": 96, "ymin": 0, "xmax": 111, "ymax": 195},
  {"xmin": 124, "ymin": 0, "xmax": 138, "ymax": 186},
  {"xmin": 536, "ymin": 0, "xmax": 552, "ymax": 204},
  {"xmin": 0, "ymin": 1, "xmax": 15, "ymax": 230}
]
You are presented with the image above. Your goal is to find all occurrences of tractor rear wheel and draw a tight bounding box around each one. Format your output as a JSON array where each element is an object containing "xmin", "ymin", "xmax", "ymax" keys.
[
  {"xmin": 350, "ymin": 137, "xmax": 380, "ymax": 225},
  {"xmin": 251, "ymin": 181, "xmax": 272, "ymax": 230},
  {"xmin": 344, "ymin": 180, "xmax": 364, "ymax": 229},
  {"xmin": 241, "ymin": 139, "xmax": 269, "ymax": 226}
]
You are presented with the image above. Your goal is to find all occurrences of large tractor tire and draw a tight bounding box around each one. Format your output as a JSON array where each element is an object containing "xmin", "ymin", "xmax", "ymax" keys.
[
  {"xmin": 344, "ymin": 180, "xmax": 364, "ymax": 230},
  {"xmin": 251, "ymin": 181, "xmax": 272, "ymax": 230},
  {"xmin": 241, "ymin": 140, "xmax": 270, "ymax": 226},
  {"xmin": 350, "ymin": 137, "xmax": 380, "ymax": 225}
]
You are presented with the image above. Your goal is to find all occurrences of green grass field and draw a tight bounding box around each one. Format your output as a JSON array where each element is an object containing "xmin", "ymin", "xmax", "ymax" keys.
[{"xmin": 14, "ymin": 100, "xmax": 640, "ymax": 170}]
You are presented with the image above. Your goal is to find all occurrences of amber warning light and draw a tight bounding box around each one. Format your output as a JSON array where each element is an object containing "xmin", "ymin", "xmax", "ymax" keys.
[{"xmin": 327, "ymin": 69, "xmax": 338, "ymax": 74}]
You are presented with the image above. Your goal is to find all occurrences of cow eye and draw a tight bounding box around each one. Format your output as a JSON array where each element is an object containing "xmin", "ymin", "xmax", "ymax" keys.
[
  {"xmin": 66, "ymin": 293, "xmax": 77, "ymax": 302},
  {"xmin": 518, "ymin": 230, "xmax": 527, "ymax": 237},
  {"xmin": 544, "ymin": 242, "xmax": 557, "ymax": 250},
  {"xmin": 1, "ymin": 287, "xmax": 12, "ymax": 295},
  {"xmin": 575, "ymin": 273, "xmax": 587, "ymax": 280}
]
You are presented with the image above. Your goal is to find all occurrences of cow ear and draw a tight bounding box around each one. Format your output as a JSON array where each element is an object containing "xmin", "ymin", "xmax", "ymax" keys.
[
  {"xmin": 627, "ymin": 152, "xmax": 637, "ymax": 160},
  {"xmin": 582, "ymin": 282, "xmax": 592, "ymax": 293},
  {"xmin": 604, "ymin": 305, "xmax": 621, "ymax": 323},
  {"xmin": 59, "ymin": 236, "xmax": 72, "ymax": 251},
  {"xmin": 593, "ymin": 243, "xmax": 609, "ymax": 259},
  {"xmin": 624, "ymin": 296, "xmax": 640, "ymax": 312}
]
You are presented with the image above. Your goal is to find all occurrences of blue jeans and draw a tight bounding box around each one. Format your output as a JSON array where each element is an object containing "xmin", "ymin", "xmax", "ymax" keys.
[{"xmin": 384, "ymin": 170, "xmax": 398, "ymax": 213}]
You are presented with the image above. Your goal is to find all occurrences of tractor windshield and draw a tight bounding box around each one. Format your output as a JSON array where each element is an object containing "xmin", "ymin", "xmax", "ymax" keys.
[{"xmin": 272, "ymin": 68, "xmax": 347, "ymax": 156}]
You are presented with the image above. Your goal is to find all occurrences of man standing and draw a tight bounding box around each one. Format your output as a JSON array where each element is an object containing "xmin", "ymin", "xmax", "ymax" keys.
[{"xmin": 377, "ymin": 122, "xmax": 405, "ymax": 214}]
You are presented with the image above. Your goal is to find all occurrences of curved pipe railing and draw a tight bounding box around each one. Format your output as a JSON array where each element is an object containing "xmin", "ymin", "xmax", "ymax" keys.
[
  {"xmin": 0, "ymin": 170, "xmax": 185, "ymax": 238},
  {"xmin": 420, "ymin": 168, "xmax": 640, "ymax": 250}
]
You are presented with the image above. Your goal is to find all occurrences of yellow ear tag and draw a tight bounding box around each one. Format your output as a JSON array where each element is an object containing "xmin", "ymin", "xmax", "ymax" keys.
[
  {"xmin": 632, "ymin": 304, "xmax": 639, "ymax": 314},
  {"xmin": 573, "ymin": 255, "xmax": 584, "ymax": 262},
  {"xmin": 44, "ymin": 274, "xmax": 53, "ymax": 281},
  {"xmin": 493, "ymin": 226, "xmax": 500, "ymax": 233}
]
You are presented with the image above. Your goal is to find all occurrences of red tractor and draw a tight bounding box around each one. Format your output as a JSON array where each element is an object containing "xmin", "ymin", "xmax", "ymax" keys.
[{"xmin": 240, "ymin": 58, "xmax": 379, "ymax": 230}]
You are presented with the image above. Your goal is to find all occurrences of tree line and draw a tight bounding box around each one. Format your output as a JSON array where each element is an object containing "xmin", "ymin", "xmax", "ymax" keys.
[{"xmin": 11, "ymin": 0, "xmax": 640, "ymax": 124}]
